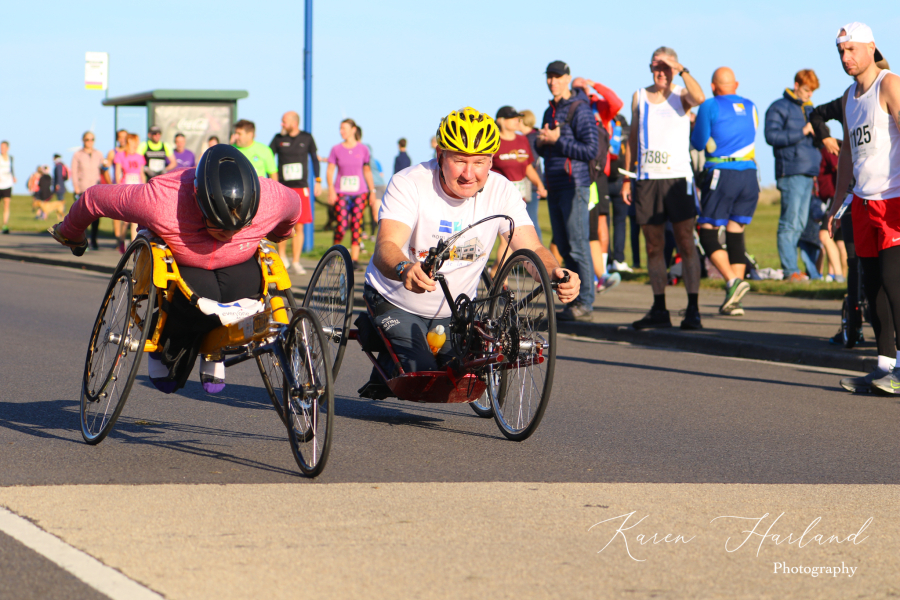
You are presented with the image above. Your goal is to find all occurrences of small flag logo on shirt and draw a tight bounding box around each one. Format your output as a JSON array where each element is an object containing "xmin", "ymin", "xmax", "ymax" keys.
[
  {"xmin": 439, "ymin": 220, "xmax": 453, "ymax": 234},
  {"xmin": 732, "ymin": 103, "xmax": 746, "ymax": 115}
]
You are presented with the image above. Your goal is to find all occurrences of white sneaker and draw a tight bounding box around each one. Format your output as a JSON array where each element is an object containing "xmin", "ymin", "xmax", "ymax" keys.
[
  {"xmin": 610, "ymin": 260, "xmax": 633, "ymax": 273},
  {"xmin": 292, "ymin": 262, "xmax": 307, "ymax": 275}
]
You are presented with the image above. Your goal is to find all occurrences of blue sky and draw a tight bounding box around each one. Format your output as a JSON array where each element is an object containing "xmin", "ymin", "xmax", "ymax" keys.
[{"xmin": 1, "ymin": 0, "xmax": 898, "ymax": 193}]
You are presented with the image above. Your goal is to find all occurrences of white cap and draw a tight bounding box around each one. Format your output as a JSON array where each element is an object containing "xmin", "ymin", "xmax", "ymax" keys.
[{"xmin": 836, "ymin": 22, "xmax": 884, "ymax": 62}]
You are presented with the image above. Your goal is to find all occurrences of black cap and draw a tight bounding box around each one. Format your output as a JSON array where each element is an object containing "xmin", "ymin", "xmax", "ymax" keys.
[
  {"xmin": 546, "ymin": 60, "xmax": 570, "ymax": 76},
  {"xmin": 496, "ymin": 106, "xmax": 523, "ymax": 120},
  {"xmin": 148, "ymin": 125, "xmax": 162, "ymax": 134}
]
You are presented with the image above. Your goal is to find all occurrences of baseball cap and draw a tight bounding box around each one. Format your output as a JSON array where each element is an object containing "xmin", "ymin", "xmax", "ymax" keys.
[
  {"xmin": 496, "ymin": 106, "xmax": 523, "ymax": 120},
  {"xmin": 546, "ymin": 60, "xmax": 570, "ymax": 76},
  {"xmin": 148, "ymin": 125, "xmax": 162, "ymax": 134},
  {"xmin": 836, "ymin": 22, "xmax": 884, "ymax": 62}
]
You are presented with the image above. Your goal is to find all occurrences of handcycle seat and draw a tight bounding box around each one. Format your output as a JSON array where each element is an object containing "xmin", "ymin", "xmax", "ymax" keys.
[{"xmin": 355, "ymin": 296, "xmax": 487, "ymax": 404}]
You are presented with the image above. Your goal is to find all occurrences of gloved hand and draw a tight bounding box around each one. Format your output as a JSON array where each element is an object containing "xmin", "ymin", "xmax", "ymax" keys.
[{"xmin": 48, "ymin": 223, "xmax": 88, "ymax": 257}]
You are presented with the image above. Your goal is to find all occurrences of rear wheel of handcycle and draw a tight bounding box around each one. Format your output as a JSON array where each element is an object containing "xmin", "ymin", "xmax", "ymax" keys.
[
  {"xmin": 80, "ymin": 237, "xmax": 156, "ymax": 444},
  {"xmin": 841, "ymin": 294, "xmax": 860, "ymax": 349},
  {"xmin": 488, "ymin": 249, "xmax": 556, "ymax": 441},
  {"xmin": 256, "ymin": 289, "xmax": 299, "ymax": 423},
  {"xmin": 283, "ymin": 308, "xmax": 335, "ymax": 477},
  {"xmin": 303, "ymin": 244, "xmax": 353, "ymax": 381},
  {"xmin": 470, "ymin": 270, "xmax": 497, "ymax": 418}
]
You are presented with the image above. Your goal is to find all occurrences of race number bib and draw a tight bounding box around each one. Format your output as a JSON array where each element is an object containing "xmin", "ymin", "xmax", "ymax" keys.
[
  {"xmin": 641, "ymin": 149, "xmax": 671, "ymax": 174},
  {"xmin": 124, "ymin": 173, "xmax": 141, "ymax": 185},
  {"xmin": 340, "ymin": 176, "xmax": 360, "ymax": 193},
  {"xmin": 148, "ymin": 158, "xmax": 166, "ymax": 173},
  {"xmin": 850, "ymin": 123, "xmax": 875, "ymax": 161},
  {"xmin": 283, "ymin": 162, "xmax": 303, "ymax": 181},
  {"xmin": 512, "ymin": 178, "xmax": 532, "ymax": 202}
]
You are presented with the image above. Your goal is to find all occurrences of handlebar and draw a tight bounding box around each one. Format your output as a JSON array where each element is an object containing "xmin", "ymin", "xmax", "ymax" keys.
[{"xmin": 550, "ymin": 271, "xmax": 570, "ymax": 290}]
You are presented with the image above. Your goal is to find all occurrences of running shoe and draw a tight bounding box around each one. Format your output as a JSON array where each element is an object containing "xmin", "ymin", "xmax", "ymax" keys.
[
  {"xmin": 610, "ymin": 260, "xmax": 633, "ymax": 274},
  {"xmin": 788, "ymin": 272, "xmax": 810, "ymax": 283},
  {"xmin": 597, "ymin": 272, "xmax": 621, "ymax": 294},
  {"xmin": 680, "ymin": 307, "xmax": 703, "ymax": 330},
  {"xmin": 830, "ymin": 329, "xmax": 864, "ymax": 345},
  {"xmin": 1, "ymin": 227, "xmax": 9, "ymax": 234},
  {"xmin": 558, "ymin": 302, "xmax": 593, "ymax": 322},
  {"xmin": 841, "ymin": 367, "xmax": 890, "ymax": 393},
  {"xmin": 721, "ymin": 280, "xmax": 751, "ymax": 313},
  {"xmin": 358, "ymin": 380, "xmax": 393, "ymax": 400},
  {"xmin": 870, "ymin": 367, "xmax": 900, "ymax": 395},
  {"xmin": 90, "ymin": 241, "xmax": 100, "ymax": 251},
  {"xmin": 117, "ymin": 241, "xmax": 125, "ymax": 254},
  {"xmin": 292, "ymin": 262, "xmax": 307, "ymax": 275},
  {"xmin": 720, "ymin": 303, "xmax": 744, "ymax": 317},
  {"xmin": 633, "ymin": 308, "xmax": 671, "ymax": 330}
]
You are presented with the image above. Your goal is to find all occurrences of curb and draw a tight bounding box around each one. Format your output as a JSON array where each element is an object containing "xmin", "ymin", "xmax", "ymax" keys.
[
  {"xmin": 557, "ymin": 321, "xmax": 874, "ymax": 374},
  {"xmin": 0, "ymin": 252, "xmax": 871, "ymax": 374}
]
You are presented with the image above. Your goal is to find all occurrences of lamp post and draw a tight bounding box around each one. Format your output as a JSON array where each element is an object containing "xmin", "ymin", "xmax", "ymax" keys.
[{"xmin": 303, "ymin": 0, "xmax": 315, "ymax": 253}]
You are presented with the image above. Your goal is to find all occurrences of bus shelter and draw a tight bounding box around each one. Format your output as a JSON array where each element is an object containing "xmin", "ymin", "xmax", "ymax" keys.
[{"xmin": 102, "ymin": 89, "xmax": 248, "ymax": 160}]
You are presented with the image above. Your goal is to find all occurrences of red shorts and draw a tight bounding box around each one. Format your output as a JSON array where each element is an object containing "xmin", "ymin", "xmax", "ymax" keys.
[
  {"xmin": 852, "ymin": 195, "xmax": 900, "ymax": 258},
  {"xmin": 291, "ymin": 186, "xmax": 313, "ymax": 225}
]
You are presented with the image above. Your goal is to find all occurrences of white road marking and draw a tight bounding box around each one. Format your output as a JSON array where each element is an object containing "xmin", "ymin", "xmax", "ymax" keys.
[{"xmin": 0, "ymin": 506, "xmax": 164, "ymax": 600}]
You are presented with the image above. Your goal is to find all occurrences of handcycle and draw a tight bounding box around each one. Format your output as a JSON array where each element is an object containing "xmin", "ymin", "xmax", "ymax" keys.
[
  {"xmin": 303, "ymin": 215, "xmax": 566, "ymax": 441},
  {"xmin": 76, "ymin": 232, "xmax": 334, "ymax": 477}
]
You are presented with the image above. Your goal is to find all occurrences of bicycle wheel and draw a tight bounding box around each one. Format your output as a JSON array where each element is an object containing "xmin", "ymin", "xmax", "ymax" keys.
[
  {"xmin": 470, "ymin": 270, "xmax": 496, "ymax": 418},
  {"xmin": 283, "ymin": 308, "xmax": 335, "ymax": 477},
  {"xmin": 488, "ymin": 249, "xmax": 556, "ymax": 441},
  {"xmin": 81, "ymin": 237, "xmax": 156, "ymax": 444},
  {"xmin": 303, "ymin": 244, "xmax": 353, "ymax": 380},
  {"xmin": 256, "ymin": 290, "xmax": 299, "ymax": 424},
  {"xmin": 841, "ymin": 295, "xmax": 861, "ymax": 349}
]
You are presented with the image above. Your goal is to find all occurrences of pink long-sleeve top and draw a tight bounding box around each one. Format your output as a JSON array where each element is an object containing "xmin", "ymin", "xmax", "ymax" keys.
[{"xmin": 59, "ymin": 167, "xmax": 302, "ymax": 270}]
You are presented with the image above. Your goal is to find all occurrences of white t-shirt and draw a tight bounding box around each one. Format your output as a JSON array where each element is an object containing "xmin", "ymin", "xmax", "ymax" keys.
[
  {"xmin": 365, "ymin": 159, "xmax": 533, "ymax": 318},
  {"xmin": 0, "ymin": 155, "xmax": 13, "ymax": 190}
]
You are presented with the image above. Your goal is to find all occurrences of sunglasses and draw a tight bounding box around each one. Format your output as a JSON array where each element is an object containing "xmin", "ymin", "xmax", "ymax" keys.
[{"xmin": 84, "ymin": 137, "xmax": 95, "ymax": 142}]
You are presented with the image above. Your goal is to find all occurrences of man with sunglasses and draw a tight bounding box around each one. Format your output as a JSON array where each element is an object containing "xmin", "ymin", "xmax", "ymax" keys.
[
  {"xmin": 70, "ymin": 132, "xmax": 105, "ymax": 250},
  {"xmin": 50, "ymin": 145, "xmax": 303, "ymax": 394}
]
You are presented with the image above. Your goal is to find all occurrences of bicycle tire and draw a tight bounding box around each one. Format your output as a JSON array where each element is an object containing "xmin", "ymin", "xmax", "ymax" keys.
[
  {"xmin": 303, "ymin": 244, "xmax": 353, "ymax": 381},
  {"xmin": 470, "ymin": 269, "xmax": 496, "ymax": 418}
]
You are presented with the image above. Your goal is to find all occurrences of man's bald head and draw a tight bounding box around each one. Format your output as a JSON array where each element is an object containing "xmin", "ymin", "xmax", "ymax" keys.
[
  {"xmin": 281, "ymin": 111, "xmax": 300, "ymax": 135},
  {"xmin": 710, "ymin": 67, "xmax": 738, "ymax": 96}
]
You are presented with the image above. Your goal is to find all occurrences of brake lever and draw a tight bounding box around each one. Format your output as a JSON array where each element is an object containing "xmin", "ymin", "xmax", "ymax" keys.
[{"xmin": 550, "ymin": 271, "xmax": 571, "ymax": 290}]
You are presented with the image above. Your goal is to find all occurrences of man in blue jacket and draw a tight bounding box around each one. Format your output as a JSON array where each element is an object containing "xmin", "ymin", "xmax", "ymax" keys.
[
  {"xmin": 764, "ymin": 69, "xmax": 821, "ymax": 281},
  {"xmin": 536, "ymin": 60, "xmax": 600, "ymax": 321}
]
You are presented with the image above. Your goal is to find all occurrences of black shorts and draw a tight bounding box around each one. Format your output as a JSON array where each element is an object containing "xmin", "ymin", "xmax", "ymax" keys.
[
  {"xmin": 0, "ymin": 187, "xmax": 11, "ymax": 199},
  {"xmin": 589, "ymin": 204, "xmax": 608, "ymax": 242},
  {"xmin": 634, "ymin": 177, "xmax": 696, "ymax": 226}
]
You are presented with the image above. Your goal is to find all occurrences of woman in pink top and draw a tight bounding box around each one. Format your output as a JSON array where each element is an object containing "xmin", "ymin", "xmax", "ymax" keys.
[
  {"xmin": 326, "ymin": 118, "xmax": 376, "ymax": 267},
  {"xmin": 112, "ymin": 133, "xmax": 147, "ymax": 252}
]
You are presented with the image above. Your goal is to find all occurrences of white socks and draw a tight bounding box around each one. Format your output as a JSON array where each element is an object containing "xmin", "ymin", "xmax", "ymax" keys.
[
  {"xmin": 147, "ymin": 353, "xmax": 169, "ymax": 379},
  {"xmin": 878, "ymin": 355, "xmax": 896, "ymax": 372}
]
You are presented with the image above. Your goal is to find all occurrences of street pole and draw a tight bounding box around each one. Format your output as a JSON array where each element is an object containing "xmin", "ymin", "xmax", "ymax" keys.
[{"xmin": 302, "ymin": 0, "xmax": 315, "ymax": 253}]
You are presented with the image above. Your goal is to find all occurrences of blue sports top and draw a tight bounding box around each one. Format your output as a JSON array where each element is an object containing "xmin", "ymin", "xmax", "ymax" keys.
[{"xmin": 690, "ymin": 94, "xmax": 758, "ymax": 171}]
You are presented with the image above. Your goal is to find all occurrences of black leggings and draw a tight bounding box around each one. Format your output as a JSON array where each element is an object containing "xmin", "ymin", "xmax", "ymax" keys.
[
  {"xmin": 155, "ymin": 257, "xmax": 262, "ymax": 389},
  {"xmin": 859, "ymin": 254, "xmax": 897, "ymax": 358}
]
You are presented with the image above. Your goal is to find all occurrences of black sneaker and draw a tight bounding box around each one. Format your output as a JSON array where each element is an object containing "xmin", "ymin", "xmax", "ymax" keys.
[
  {"xmin": 358, "ymin": 380, "xmax": 393, "ymax": 400},
  {"xmin": 1, "ymin": 228, "xmax": 9, "ymax": 234},
  {"xmin": 557, "ymin": 302, "xmax": 593, "ymax": 322},
  {"xmin": 633, "ymin": 308, "xmax": 671, "ymax": 330},
  {"xmin": 680, "ymin": 307, "xmax": 703, "ymax": 330}
]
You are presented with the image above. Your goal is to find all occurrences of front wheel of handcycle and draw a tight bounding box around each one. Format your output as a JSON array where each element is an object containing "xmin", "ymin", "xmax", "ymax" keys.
[
  {"xmin": 283, "ymin": 308, "xmax": 335, "ymax": 477},
  {"xmin": 303, "ymin": 244, "xmax": 353, "ymax": 381},
  {"xmin": 488, "ymin": 249, "xmax": 556, "ymax": 441},
  {"xmin": 470, "ymin": 269, "xmax": 496, "ymax": 418},
  {"xmin": 80, "ymin": 237, "xmax": 156, "ymax": 444}
]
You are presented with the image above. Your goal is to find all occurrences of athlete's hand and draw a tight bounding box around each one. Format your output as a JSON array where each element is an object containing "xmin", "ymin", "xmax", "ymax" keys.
[
  {"xmin": 826, "ymin": 213, "xmax": 842, "ymax": 239},
  {"xmin": 622, "ymin": 180, "xmax": 632, "ymax": 205},
  {"xmin": 48, "ymin": 223, "xmax": 88, "ymax": 256},
  {"xmin": 823, "ymin": 137, "xmax": 840, "ymax": 156},
  {"xmin": 537, "ymin": 124, "xmax": 560, "ymax": 145},
  {"xmin": 553, "ymin": 268, "xmax": 579, "ymax": 304},
  {"xmin": 537, "ymin": 184, "xmax": 548, "ymax": 199},
  {"xmin": 802, "ymin": 122, "xmax": 814, "ymax": 136},
  {"xmin": 328, "ymin": 188, "xmax": 337, "ymax": 206},
  {"xmin": 314, "ymin": 182, "xmax": 322, "ymax": 198},
  {"xmin": 653, "ymin": 53, "xmax": 684, "ymax": 75},
  {"xmin": 402, "ymin": 261, "xmax": 436, "ymax": 294}
]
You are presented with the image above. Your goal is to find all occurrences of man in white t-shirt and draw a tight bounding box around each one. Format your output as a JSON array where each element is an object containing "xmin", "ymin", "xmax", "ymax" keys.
[{"xmin": 360, "ymin": 107, "xmax": 580, "ymax": 398}]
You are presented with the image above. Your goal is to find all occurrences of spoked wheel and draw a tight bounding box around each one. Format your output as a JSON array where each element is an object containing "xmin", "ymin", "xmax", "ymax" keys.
[
  {"xmin": 256, "ymin": 290, "xmax": 299, "ymax": 424},
  {"xmin": 303, "ymin": 244, "xmax": 353, "ymax": 380},
  {"xmin": 488, "ymin": 249, "xmax": 556, "ymax": 441},
  {"xmin": 80, "ymin": 237, "xmax": 156, "ymax": 444},
  {"xmin": 841, "ymin": 295, "xmax": 861, "ymax": 349},
  {"xmin": 283, "ymin": 308, "xmax": 335, "ymax": 477},
  {"xmin": 470, "ymin": 270, "xmax": 496, "ymax": 418}
]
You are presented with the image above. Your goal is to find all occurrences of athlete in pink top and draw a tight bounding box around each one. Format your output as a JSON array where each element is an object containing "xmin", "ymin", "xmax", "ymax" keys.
[{"xmin": 58, "ymin": 167, "xmax": 302, "ymax": 270}]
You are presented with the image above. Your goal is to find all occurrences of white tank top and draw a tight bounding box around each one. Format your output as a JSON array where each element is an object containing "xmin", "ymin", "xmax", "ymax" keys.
[
  {"xmin": 636, "ymin": 84, "xmax": 693, "ymax": 180},
  {"xmin": 846, "ymin": 70, "xmax": 900, "ymax": 200}
]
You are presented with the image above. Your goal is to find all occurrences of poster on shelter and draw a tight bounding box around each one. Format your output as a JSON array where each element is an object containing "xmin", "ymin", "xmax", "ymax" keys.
[{"xmin": 150, "ymin": 104, "xmax": 233, "ymax": 161}]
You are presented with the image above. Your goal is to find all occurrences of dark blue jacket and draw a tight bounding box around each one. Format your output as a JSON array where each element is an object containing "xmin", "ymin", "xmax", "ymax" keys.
[
  {"xmin": 393, "ymin": 151, "xmax": 411, "ymax": 174},
  {"xmin": 536, "ymin": 90, "xmax": 599, "ymax": 190},
  {"xmin": 764, "ymin": 89, "xmax": 820, "ymax": 178}
]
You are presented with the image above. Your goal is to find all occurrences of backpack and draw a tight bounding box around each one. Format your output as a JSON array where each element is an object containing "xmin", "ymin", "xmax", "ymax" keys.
[
  {"xmin": 60, "ymin": 164, "xmax": 69, "ymax": 181},
  {"xmin": 27, "ymin": 172, "xmax": 40, "ymax": 193},
  {"xmin": 565, "ymin": 99, "xmax": 610, "ymax": 184}
]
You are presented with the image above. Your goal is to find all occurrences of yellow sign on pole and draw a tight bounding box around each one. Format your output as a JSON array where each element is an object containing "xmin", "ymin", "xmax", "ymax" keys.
[{"xmin": 84, "ymin": 52, "xmax": 108, "ymax": 90}]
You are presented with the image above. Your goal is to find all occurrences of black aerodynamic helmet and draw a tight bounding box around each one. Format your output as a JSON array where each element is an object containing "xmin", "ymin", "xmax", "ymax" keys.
[{"xmin": 194, "ymin": 144, "xmax": 260, "ymax": 231}]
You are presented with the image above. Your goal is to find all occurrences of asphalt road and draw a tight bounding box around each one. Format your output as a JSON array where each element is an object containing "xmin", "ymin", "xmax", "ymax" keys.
[{"xmin": 1, "ymin": 260, "xmax": 898, "ymax": 599}]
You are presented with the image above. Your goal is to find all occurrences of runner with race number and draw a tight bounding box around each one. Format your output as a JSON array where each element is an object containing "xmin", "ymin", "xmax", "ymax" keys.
[{"xmin": 327, "ymin": 118, "xmax": 376, "ymax": 269}]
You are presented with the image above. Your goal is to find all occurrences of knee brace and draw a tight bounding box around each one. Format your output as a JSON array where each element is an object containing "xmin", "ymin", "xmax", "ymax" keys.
[
  {"xmin": 698, "ymin": 228, "xmax": 722, "ymax": 258},
  {"xmin": 725, "ymin": 231, "xmax": 746, "ymax": 266}
]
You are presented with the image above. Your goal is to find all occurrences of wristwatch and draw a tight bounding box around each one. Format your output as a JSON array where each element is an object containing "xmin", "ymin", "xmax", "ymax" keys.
[
  {"xmin": 395, "ymin": 260, "xmax": 412, "ymax": 279},
  {"xmin": 680, "ymin": 67, "xmax": 690, "ymax": 76}
]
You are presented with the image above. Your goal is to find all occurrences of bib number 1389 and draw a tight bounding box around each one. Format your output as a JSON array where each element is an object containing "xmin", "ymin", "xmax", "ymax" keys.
[{"xmin": 643, "ymin": 150, "xmax": 669, "ymax": 165}]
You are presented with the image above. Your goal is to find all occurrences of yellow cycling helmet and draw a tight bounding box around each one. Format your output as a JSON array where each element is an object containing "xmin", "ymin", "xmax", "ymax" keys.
[{"xmin": 436, "ymin": 107, "xmax": 501, "ymax": 155}]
